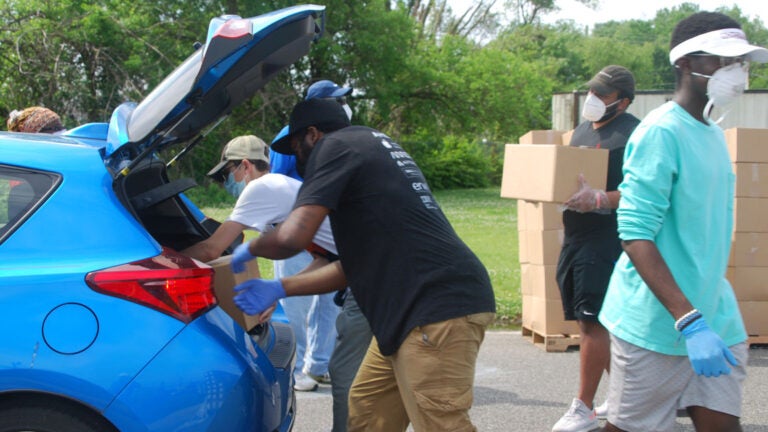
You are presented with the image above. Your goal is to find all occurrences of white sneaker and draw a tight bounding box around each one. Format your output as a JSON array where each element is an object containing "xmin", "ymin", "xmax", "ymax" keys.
[
  {"xmin": 594, "ymin": 400, "xmax": 608, "ymax": 419},
  {"xmin": 552, "ymin": 398, "xmax": 599, "ymax": 432},
  {"xmin": 305, "ymin": 371, "xmax": 331, "ymax": 384},
  {"xmin": 293, "ymin": 372, "xmax": 318, "ymax": 392}
]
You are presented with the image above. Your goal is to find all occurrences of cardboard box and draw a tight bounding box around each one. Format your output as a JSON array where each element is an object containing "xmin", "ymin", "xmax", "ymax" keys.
[
  {"xmin": 518, "ymin": 228, "xmax": 529, "ymax": 264},
  {"xmin": 729, "ymin": 233, "xmax": 768, "ymax": 267},
  {"xmin": 522, "ymin": 295, "xmax": 579, "ymax": 335},
  {"xmin": 207, "ymin": 255, "xmax": 262, "ymax": 331},
  {"xmin": 520, "ymin": 200, "xmax": 563, "ymax": 231},
  {"xmin": 525, "ymin": 229, "xmax": 564, "ymax": 265},
  {"xmin": 727, "ymin": 267, "xmax": 768, "ymax": 301},
  {"xmin": 561, "ymin": 129, "xmax": 575, "ymax": 146},
  {"xmin": 519, "ymin": 130, "xmax": 565, "ymax": 145},
  {"xmin": 516, "ymin": 200, "xmax": 527, "ymax": 232},
  {"xmin": 734, "ymin": 198, "xmax": 768, "ymax": 232},
  {"xmin": 501, "ymin": 144, "xmax": 609, "ymax": 202},
  {"xmin": 738, "ymin": 301, "xmax": 768, "ymax": 335},
  {"xmin": 725, "ymin": 128, "xmax": 768, "ymax": 163},
  {"xmin": 520, "ymin": 264, "xmax": 561, "ymax": 300},
  {"xmin": 733, "ymin": 163, "xmax": 768, "ymax": 198}
]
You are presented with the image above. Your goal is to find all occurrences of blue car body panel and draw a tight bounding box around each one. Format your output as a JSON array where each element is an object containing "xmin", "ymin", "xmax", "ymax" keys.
[
  {"xmin": 1, "ymin": 135, "xmax": 160, "ymax": 275},
  {"xmin": 103, "ymin": 308, "xmax": 293, "ymax": 432},
  {"xmin": 0, "ymin": 4, "xmax": 324, "ymax": 430}
]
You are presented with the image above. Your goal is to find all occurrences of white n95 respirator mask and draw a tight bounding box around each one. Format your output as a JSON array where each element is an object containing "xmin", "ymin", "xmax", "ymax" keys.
[{"xmin": 581, "ymin": 93, "xmax": 620, "ymax": 123}]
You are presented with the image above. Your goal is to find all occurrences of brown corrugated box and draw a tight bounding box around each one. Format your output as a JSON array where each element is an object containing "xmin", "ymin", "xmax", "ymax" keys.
[
  {"xmin": 519, "ymin": 130, "xmax": 565, "ymax": 145},
  {"xmin": 520, "ymin": 263, "xmax": 561, "ymax": 300},
  {"xmin": 518, "ymin": 229, "xmax": 529, "ymax": 264},
  {"xmin": 207, "ymin": 255, "xmax": 263, "ymax": 331},
  {"xmin": 561, "ymin": 129, "xmax": 575, "ymax": 146},
  {"xmin": 519, "ymin": 200, "xmax": 564, "ymax": 231},
  {"xmin": 725, "ymin": 128, "xmax": 768, "ymax": 163},
  {"xmin": 733, "ymin": 163, "xmax": 768, "ymax": 198},
  {"xmin": 516, "ymin": 200, "xmax": 527, "ymax": 232},
  {"xmin": 525, "ymin": 229, "xmax": 564, "ymax": 266},
  {"xmin": 501, "ymin": 144, "xmax": 608, "ymax": 202},
  {"xmin": 737, "ymin": 301, "xmax": 768, "ymax": 335},
  {"xmin": 727, "ymin": 267, "xmax": 768, "ymax": 301},
  {"xmin": 729, "ymin": 233, "xmax": 768, "ymax": 267},
  {"xmin": 522, "ymin": 295, "xmax": 579, "ymax": 335},
  {"xmin": 734, "ymin": 198, "xmax": 768, "ymax": 232}
]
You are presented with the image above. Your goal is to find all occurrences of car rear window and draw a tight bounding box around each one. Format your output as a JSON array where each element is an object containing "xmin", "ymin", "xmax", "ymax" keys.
[{"xmin": 0, "ymin": 165, "xmax": 60, "ymax": 243}]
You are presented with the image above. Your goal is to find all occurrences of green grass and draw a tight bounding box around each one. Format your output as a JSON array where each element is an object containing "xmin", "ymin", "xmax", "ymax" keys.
[
  {"xmin": 201, "ymin": 186, "xmax": 521, "ymax": 328},
  {"xmin": 432, "ymin": 188, "xmax": 520, "ymax": 328}
]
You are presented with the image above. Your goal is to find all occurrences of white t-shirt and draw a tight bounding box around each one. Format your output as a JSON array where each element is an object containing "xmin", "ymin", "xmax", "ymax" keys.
[{"xmin": 228, "ymin": 173, "xmax": 337, "ymax": 255}]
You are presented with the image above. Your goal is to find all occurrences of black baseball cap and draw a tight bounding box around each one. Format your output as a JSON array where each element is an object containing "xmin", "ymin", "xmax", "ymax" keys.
[
  {"xmin": 587, "ymin": 65, "xmax": 636, "ymax": 101},
  {"xmin": 271, "ymin": 98, "xmax": 351, "ymax": 155}
]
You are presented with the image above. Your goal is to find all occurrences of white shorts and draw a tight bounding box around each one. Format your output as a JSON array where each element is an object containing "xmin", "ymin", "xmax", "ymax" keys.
[{"xmin": 607, "ymin": 335, "xmax": 747, "ymax": 431}]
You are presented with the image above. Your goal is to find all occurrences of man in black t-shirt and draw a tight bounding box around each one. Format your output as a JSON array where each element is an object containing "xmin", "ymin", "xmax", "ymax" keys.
[
  {"xmin": 551, "ymin": 66, "xmax": 640, "ymax": 432},
  {"xmin": 229, "ymin": 98, "xmax": 496, "ymax": 432}
]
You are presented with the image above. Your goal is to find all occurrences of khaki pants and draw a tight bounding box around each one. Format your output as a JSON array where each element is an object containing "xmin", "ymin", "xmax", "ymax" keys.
[{"xmin": 348, "ymin": 312, "xmax": 495, "ymax": 432}]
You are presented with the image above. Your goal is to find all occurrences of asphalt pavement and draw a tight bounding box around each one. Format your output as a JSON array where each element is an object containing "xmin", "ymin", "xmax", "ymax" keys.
[{"xmin": 292, "ymin": 330, "xmax": 768, "ymax": 431}]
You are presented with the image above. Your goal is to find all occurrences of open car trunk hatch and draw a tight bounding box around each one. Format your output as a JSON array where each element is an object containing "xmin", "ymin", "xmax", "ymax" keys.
[{"xmin": 107, "ymin": 5, "xmax": 324, "ymax": 252}]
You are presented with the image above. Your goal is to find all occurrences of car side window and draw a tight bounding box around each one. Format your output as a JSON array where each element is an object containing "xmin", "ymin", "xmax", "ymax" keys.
[{"xmin": 0, "ymin": 166, "xmax": 60, "ymax": 243}]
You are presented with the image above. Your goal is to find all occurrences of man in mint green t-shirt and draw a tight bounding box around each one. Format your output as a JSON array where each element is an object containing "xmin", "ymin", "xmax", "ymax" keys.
[{"xmin": 598, "ymin": 11, "xmax": 768, "ymax": 432}]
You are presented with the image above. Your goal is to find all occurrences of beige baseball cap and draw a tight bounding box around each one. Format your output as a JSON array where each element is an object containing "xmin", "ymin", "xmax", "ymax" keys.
[{"xmin": 207, "ymin": 135, "xmax": 269, "ymax": 178}]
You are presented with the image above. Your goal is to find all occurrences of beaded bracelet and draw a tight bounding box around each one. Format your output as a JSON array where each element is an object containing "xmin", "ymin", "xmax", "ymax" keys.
[{"xmin": 674, "ymin": 309, "xmax": 702, "ymax": 332}]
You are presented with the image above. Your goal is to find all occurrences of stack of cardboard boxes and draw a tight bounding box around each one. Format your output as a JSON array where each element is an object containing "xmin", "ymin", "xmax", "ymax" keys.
[
  {"xmin": 502, "ymin": 127, "xmax": 768, "ymax": 347},
  {"xmin": 725, "ymin": 128, "xmax": 768, "ymax": 340},
  {"xmin": 501, "ymin": 130, "xmax": 608, "ymax": 345}
]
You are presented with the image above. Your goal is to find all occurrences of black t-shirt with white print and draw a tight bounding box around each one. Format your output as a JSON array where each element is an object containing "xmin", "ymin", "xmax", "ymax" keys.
[
  {"xmin": 563, "ymin": 112, "xmax": 640, "ymax": 244},
  {"xmin": 295, "ymin": 126, "xmax": 496, "ymax": 356}
]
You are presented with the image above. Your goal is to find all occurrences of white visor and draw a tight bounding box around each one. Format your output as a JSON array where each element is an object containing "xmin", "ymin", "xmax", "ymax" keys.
[{"xmin": 669, "ymin": 28, "xmax": 768, "ymax": 65}]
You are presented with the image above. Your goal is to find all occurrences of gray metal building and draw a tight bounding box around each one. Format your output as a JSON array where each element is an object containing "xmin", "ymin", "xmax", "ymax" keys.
[{"xmin": 552, "ymin": 90, "xmax": 768, "ymax": 131}]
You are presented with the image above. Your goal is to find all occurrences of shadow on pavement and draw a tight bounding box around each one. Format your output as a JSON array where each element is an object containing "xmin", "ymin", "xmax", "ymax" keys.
[{"xmin": 474, "ymin": 385, "xmax": 564, "ymax": 408}]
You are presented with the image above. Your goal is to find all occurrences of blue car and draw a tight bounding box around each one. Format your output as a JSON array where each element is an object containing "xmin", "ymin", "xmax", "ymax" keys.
[{"xmin": 0, "ymin": 5, "xmax": 325, "ymax": 431}]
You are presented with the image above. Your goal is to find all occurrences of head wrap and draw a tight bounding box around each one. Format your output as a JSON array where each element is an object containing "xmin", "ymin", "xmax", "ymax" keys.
[{"xmin": 7, "ymin": 106, "xmax": 65, "ymax": 133}]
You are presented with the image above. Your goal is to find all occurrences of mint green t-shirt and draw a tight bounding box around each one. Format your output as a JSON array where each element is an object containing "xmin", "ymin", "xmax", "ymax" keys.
[{"xmin": 598, "ymin": 102, "xmax": 746, "ymax": 356}]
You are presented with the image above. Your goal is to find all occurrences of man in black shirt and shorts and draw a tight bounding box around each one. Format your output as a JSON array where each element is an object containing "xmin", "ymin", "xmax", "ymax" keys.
[
  {"xmin": 229, "ymin": 98, "xmax": 497, "ymax": 432},
  {"xmin": 551, "ymin": 66, "xmax": 640, "ymax": 432}
]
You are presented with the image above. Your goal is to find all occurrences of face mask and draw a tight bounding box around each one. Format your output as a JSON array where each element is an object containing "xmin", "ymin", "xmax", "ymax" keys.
[
  {"xmin": 582, "ymin": 93, "xmax": 621, "ymax": 123},
  {"xmin": 224, "ymin": 171, "xmax": 246, "ymax": 198},
  {"xmin": 692, "ymin": 62, "xmax": 749, "ymax": 122},
  {"xmin": 342, "ymin": 103, "xmax": 353, "ymax": 120}
]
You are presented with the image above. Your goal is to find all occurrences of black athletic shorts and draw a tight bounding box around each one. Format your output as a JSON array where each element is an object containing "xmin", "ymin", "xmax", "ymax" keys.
[{"xmin": 556, "ymin": 235, "xmax": 622, "ymax": 322}]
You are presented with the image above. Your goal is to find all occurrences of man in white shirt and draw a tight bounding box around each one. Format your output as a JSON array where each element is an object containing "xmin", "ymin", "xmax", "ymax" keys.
[{"xmin": 181, "ymin": 134, "xmax": 338, "ymax": 392}]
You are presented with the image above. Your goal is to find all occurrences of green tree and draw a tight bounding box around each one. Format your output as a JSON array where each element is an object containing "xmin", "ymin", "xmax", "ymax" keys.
[{"xmin": 0, "ymin": 0, "xmax": 220, "ymax": 124}]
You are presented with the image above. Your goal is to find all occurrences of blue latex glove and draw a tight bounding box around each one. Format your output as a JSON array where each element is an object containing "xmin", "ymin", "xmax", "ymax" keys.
[
  {"xmin": 681, "ymin": 318, "xmax": 738, "ymax": 377},
  {"xmin": 233, "ymin": 279, "xmax": 287, "ymax": 315},
  {"xmin": 231, "ymin": 242, "xmax": 256, "ymax": 274}
]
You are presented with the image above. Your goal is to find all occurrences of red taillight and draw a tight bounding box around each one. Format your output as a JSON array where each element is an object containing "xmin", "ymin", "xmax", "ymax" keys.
[
  {"xmin": 214, "ymin": 18, "xmax": 251, "ymax": 39},
  {"xmin": 86, "ymin": 248, "xmax": 217, "ymax": 323}
]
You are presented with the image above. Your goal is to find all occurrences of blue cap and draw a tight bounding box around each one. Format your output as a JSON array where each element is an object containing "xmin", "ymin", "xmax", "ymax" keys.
[
  {"xmin": 306, "ymin": 80, "xmax": 352, "ymax": 100},
  {"xmin": 271, "ymin": 125, "xmax": 289, "ymax": 145},
  {"xmin": 271, "ymin": 99, "xmax": 351, "ymax": 155}
]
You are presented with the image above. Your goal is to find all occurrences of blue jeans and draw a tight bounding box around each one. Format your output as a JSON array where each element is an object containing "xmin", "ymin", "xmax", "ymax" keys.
[{"xmin": 275, "ymin": 251, "xmax": 339, "ymax": 376}]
